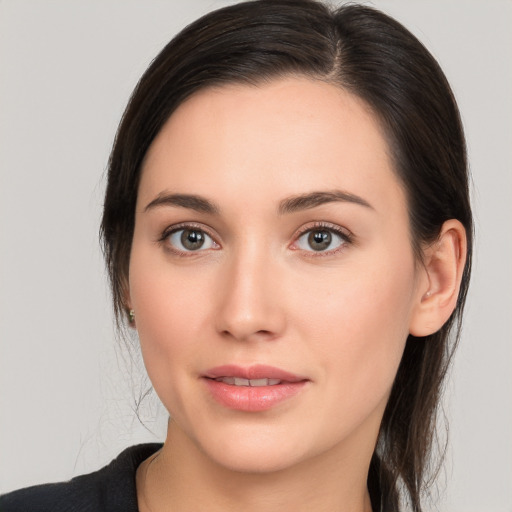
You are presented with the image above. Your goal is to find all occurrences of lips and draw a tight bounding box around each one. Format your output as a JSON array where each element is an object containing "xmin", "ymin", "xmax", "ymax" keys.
[{"xmin": 203, "ymin": 364, "xmax": 309, "ymax": 412}]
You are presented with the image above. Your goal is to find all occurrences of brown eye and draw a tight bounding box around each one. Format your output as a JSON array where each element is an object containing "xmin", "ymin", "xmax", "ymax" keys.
[
  {"xmin": 295, "ymin": 227, "xmax": 348, "ymax": 253},
  {"xmin": 307, "ymin": 230, "xmax": 332, "ymax": 251},
  {"xmin": 167, "ymin": 228, "xmax": 216, "ymax": 252},
  {"xmin": 181, "ymin": 229, "xmax": 206, "ymax": 250}
]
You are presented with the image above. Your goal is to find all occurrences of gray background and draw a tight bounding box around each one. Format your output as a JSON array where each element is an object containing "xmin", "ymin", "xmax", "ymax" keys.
[{"xmin": 1, "ymin": 1, "xmax": 511, "ymax": 510}]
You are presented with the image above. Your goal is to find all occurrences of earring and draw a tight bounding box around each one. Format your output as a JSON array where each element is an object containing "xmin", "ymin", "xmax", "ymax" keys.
[{"xmin": 128, "ymin": 309, "xmax": 135, "ymax": 323}]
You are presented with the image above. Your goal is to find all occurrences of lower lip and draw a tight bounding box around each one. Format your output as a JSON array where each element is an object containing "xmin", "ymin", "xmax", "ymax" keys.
[{"xmin": 203, "ymin": 379, "xmax": 307, "ymax": 412}]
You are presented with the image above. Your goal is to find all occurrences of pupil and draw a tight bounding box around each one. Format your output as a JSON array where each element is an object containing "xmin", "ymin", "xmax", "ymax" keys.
[
  {"xmin": 181, "ymin": 229, "xmax": 204, "ymax": 250},
  {"xmin": 308, "ymin": 230, "xmax": 331, "ymax": 251}
]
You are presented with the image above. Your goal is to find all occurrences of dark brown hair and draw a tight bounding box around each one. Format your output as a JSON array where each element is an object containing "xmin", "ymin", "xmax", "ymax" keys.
[{"xmin": 101, "ymin": 1, "xmax": 473, "ymax": 510}]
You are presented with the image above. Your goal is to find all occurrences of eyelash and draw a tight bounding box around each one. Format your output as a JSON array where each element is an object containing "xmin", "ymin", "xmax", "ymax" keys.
[
  {"xmin": 291, "ymin": 222, "xmax": 354, "ymax": 257},
  {"xmin": 158, "ymin": 222, "xmax": 219, "ymax": 256},
  {"xmin": 157, "ymin": 221, "xmax": 354, "ymax": 257}
]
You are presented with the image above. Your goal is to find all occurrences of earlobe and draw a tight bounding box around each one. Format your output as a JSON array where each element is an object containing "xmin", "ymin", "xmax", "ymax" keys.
[
  {"xmin": 122, "ymin": 281, "xmax": 136, "ymax": 328},
  {"xmin": 409, "ymin": 219, "xmax": 467, "ymax": 337}
]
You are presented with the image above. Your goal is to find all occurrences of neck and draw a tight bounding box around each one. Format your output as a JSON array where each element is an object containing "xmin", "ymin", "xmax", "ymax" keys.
[{"xmin": 137, "ymin": 420, "xmax": 375, "ymax": 512}]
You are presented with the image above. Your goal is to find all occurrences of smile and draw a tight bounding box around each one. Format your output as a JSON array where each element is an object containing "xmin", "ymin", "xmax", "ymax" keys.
[
  {"xmin": 203, "ymin": 365, "xmax": 309, "ymax": 412},
  {"xmin": 214, "ymin": 377, "xmax": 282, "ymax": 386}
]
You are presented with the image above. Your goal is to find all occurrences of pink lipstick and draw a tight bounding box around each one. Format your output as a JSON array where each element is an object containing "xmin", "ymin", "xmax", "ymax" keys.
[{"xmin": 203, "ymin": 364, "xmax": 308, "ymax": 412}]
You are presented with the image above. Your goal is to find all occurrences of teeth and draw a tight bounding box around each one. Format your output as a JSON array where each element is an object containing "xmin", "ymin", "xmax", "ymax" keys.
[
  {"xmin": 250, "ymin": 378, "xmax": 269, "ymax": 387},
  {"xmin": 217, "ymin": 376, "xmax": 235, "ymax": 385},
  {"xmin": 215, "ymin": 377, "xmax": 282, "ymax": 386}
]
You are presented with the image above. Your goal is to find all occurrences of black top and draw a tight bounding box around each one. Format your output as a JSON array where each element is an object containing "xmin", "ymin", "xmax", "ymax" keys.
[{"xmin": 0, "ymin": 443, "xmax": 162, "ymax": 512}]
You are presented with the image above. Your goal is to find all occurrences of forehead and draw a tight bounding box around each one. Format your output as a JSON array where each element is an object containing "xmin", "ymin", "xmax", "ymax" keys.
[{"xmin": 139, "ymin": 77, "xmax": 405, "ymax": 216}]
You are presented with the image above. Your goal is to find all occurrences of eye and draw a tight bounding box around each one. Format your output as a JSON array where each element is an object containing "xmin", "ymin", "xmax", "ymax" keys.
[
  {"xmin": 294, "ymin": 226, "xmax": 350, "ymax": 253},
  {"xmin": 166, "ymin": 227, "xmax": 217, "ymax": 252}
]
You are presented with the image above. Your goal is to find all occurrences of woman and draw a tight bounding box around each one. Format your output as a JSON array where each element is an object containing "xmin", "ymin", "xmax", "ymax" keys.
[{"xmin": 1, "ymin": 1, "xmax": 472, "ymax": 511}]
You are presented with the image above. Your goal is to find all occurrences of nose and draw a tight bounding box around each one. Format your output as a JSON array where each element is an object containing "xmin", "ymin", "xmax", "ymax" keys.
[{"xmin": 214, "ymin": 244, "xmax": 286, "ymax": 342}]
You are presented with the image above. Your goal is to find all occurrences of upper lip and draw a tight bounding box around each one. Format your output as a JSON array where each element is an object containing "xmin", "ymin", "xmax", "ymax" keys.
[{"xmin": 203, "ymin": 364, "xmax": 308, "ymax": 383}]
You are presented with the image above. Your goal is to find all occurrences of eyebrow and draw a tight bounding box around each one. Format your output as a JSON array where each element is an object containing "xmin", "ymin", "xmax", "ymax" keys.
[
  {"xmin": 278, "ymin": 190, "xmax": 374, "ymax": 214},
  {"xmin": 144, "ymin": 193, "xmax": 219, "ymax": 214},
  {"xmin": 144, "ymin": 189, "xmax": 373, "ymax": 216}
]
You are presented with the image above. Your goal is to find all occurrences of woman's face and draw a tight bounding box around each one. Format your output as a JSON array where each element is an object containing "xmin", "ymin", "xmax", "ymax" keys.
[{"xmin": 129, "ymin": 77, "xmax": 426, "ymax": 473}]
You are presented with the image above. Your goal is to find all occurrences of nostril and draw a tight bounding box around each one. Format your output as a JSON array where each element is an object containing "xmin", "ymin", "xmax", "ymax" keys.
[{"xmin": 220, "ymin": 328, "xmax": 278, "ymax": 342}]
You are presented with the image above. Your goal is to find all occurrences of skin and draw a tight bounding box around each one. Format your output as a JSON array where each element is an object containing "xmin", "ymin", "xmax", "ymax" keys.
[{"xmin": 128, "ymin": 77, "xmax": 466, "ymax": 512}]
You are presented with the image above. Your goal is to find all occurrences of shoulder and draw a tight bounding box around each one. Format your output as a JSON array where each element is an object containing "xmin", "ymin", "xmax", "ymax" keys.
[{"xmin": 0, "ymin": 443, "xmax": 162, "ymax": 512}]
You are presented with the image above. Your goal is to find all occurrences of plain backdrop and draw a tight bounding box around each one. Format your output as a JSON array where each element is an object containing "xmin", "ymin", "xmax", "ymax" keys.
[{"xmin": 1, "ymin": 1, "xmax": 511, "ymax": 510}]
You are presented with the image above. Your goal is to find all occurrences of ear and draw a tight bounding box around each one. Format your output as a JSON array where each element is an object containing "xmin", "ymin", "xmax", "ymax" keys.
[{"xmin": 409, "ymin": 219, "xmax": 467, "ymax": 337}]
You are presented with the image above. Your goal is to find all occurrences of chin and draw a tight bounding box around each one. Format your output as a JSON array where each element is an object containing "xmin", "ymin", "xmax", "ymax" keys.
[
  {"xmin": 209, "ymin": 442, "xmax": 305, "ymax": 474},
  {"xmin": 192, "ymin": 421, "xmax": 316, "ymax": 474}
]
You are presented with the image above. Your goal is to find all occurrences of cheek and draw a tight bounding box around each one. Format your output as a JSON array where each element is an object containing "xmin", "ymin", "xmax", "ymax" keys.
[
  {"xmin": 127, "ymin": 247, "xmax": 215, "ymax": 409},
  {"xmin": 292, "ymin": 250, "xmax": 417, "ymax": 413}
]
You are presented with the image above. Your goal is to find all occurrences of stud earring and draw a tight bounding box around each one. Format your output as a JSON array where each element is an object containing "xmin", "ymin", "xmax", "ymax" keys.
[{"xmin": 128, "ymin": 309, "xmax": 135, "ymax": 323}]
